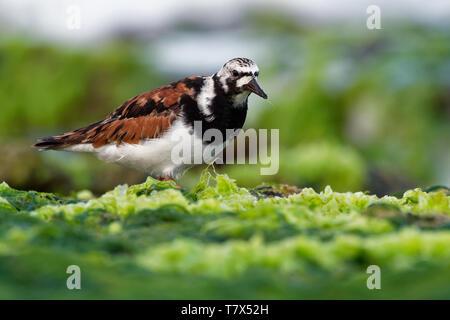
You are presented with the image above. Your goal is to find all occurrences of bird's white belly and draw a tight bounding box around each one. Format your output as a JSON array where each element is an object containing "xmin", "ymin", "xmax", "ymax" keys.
[
  {"xmin": 101, "ymin": 121, "xmax": 203, "ymax": 179},
  {"xmin": 65, "ymin": 120, "xmax": 240, "ymax": 179},
  {"xmin": 66, "ymin": 120, "xmax": 203, "ymax": 179}
]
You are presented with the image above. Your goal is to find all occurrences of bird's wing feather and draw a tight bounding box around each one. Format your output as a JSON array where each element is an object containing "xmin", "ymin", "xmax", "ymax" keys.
[{"xmin": 34, "ymin": 77, "xmax": 202, "ymax": 149}]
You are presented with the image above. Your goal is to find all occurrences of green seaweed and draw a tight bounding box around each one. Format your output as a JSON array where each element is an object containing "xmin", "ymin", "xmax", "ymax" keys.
[{"xmin": 0, "ymin": 172, "xmax": 449, "ymax": 299}]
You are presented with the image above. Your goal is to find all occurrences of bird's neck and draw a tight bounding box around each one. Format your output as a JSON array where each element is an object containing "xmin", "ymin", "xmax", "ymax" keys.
[{"xmin": 211, "ymin": 74, "xmax": 249, "ymax": 108}]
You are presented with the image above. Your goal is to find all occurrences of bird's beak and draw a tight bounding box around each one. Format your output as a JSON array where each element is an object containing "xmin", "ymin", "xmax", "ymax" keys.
[{"xmin": 245, "ymin": 78, "xmax": 268, "ymax": 99}]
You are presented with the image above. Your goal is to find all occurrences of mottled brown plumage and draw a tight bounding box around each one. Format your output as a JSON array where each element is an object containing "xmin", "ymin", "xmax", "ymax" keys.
[{"xmin": 34, "ymin": 77, "xmax": 198, "ymax": 149}]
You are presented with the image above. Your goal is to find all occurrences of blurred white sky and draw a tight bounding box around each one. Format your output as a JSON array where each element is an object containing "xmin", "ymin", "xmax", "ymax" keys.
[
  {"xmin": 1, "ymin": 0, "xmax": 449, "ymax": 44},
  {"xmin": 1, "ymin": 0, "xmax": 449, "ymax": 75}
]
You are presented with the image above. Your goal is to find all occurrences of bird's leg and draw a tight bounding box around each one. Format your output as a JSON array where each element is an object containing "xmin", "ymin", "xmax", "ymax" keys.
[
  {"xmin": 158, "ymin": 175, "xmax": 174, "ymax": 181},
  {"xmin": 157, "ymin": 175, "xmax": 180, "ymax": 188}
]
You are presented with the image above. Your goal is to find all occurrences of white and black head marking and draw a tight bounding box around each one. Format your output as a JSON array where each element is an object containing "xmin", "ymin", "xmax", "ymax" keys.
[{"xmin": 215, "ymin": 58, "xmax": 267, "ymax": 102}]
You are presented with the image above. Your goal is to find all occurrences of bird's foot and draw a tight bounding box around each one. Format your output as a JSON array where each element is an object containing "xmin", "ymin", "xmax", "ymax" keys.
[{"xmin": 157, "ymin": 176, "xmax": 180, "ymax": 188}]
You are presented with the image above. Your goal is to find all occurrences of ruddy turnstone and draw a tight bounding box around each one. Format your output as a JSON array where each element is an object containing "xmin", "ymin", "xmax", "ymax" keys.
[{"xmin": 34, "ymin": 57, "xmax": 267, "ymax": 181}]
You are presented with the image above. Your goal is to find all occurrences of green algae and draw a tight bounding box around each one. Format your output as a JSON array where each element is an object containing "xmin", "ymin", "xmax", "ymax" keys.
[{"xmin": 0, "ymin": 172, "xmax": 449, "ymax": 299}]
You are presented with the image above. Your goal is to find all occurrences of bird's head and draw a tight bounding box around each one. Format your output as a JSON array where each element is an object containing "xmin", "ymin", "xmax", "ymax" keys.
[{"xmin": 215, "ymin": 58, "xmax": 267, "ymax": 103}]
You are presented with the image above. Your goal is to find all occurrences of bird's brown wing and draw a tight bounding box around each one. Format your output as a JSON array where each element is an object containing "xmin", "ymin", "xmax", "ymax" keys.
[{"xmin": 34, "ymin": 77, "xmax": 202, "ymax": 149}]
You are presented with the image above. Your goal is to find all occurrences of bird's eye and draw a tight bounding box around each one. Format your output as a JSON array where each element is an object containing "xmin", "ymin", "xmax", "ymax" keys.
[
  {"xmin": 232, "ymin": 70, "xmax": 239, "ymax": 77},
  {"xmin": 255, "ymin": 72, "xmax": 259, "ymax": 77}
]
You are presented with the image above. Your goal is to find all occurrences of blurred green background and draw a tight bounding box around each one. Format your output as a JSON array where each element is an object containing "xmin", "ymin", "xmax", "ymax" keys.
[{"xmin": 0, "ymin": 2, "xmax": 449, "ymax": 196}]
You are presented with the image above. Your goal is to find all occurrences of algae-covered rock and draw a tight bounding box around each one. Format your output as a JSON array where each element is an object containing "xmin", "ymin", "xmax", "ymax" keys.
[{"xmin": 0, "ymin": 171, "xmax": 449, "ymax": 299}]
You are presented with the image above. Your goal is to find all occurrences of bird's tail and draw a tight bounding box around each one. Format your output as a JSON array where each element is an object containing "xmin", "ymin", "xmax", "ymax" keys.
[
  {"xmin": 34, "ymin": 128, "xmax": 89, "ymax": 150},
  {"xmin": 33, "ymin": 119, "xmax": 106, "ymax": 150},
  {"xmin": 34, "ymin": 135, "xmax": 72, "ymax": 150}
]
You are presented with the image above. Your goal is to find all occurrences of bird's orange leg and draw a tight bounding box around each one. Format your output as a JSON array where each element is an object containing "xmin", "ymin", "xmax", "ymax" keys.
[
  {"xmin": 157, "ymin": 176, "xmax": 180, "ymax": 188},
  {"xmin": 158, "ymin": 175, "xmax": 173, "ymax": 181}
]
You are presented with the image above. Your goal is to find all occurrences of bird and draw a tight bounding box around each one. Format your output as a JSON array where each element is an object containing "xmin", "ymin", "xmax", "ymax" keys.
[{"xmin": 34, "ymin": 57, "xmax": 267, "ymax": 181}]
